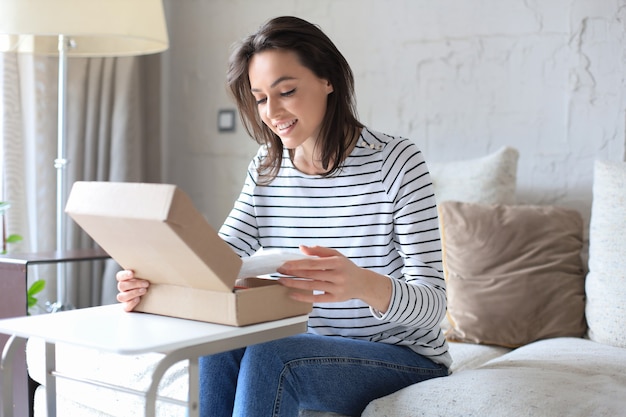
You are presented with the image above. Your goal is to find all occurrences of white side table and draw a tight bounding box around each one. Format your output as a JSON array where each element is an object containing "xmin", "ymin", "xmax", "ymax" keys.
[{"xmin": 0, "ymin": 304, "xmax": 308, "ymax": 417}]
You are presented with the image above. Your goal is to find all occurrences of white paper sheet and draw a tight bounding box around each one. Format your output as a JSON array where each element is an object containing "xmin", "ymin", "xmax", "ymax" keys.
[{"xmin": 237, "ymin": 249, "xmax": 314, "ymax": 279}]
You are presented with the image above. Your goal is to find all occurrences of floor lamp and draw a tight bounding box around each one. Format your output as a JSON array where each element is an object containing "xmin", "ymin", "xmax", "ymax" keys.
[{"xmin": 0, "ymin": 0, "xmax": 169, "ymax": 311}]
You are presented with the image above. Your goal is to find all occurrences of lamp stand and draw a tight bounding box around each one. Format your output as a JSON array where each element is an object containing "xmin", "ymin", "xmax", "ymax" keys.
[{"xmin": 48, "ymin": 34, "xmax": 74, "ymax": 313}]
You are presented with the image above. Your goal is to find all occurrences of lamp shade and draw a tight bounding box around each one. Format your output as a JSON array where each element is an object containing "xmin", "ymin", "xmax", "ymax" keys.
[{"xmin": 0, "ymin": 0, "xmax": 169, "ymax": 56}]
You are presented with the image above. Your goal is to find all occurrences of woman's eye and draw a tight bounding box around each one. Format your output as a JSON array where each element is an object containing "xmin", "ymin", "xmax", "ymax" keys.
[{"xmin": 255, "ymin": 89, "xmax": 294, "ymax": 105}]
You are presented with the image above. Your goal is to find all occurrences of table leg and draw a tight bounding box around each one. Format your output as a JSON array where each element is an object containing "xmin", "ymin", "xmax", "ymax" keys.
[
  {"xmin": 145, "ymin": 351, "xmax": 194, "ymax": 417},
  {"xmin": 44, "ymin": 343, "xmax": 56, "ymax": 417},
  {"xmin": 188, "ymin": 357, "xmax": 199, "ymax": 417},
  {"xmin": 1, "ymin": 335, "xmax": 26, "ymax": 417},
  {"xmin": 1, "ymin": 335, "xmax": 16, "ymax": 417}
]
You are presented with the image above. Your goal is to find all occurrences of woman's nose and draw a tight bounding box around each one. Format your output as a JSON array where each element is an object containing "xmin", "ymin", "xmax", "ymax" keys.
[{"xmin": 265, "ymin": 97, "xmax": 281, "ymax": 118}]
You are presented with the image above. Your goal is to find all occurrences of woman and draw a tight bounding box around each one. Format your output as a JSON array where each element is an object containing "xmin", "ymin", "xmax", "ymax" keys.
[{"xmin": 117, "ymin": 16, "xmax": 450, "ymax": 417}]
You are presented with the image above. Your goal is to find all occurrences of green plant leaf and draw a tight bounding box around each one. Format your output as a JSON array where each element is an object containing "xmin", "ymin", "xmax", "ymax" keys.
[
  {"xmin": 27, "ymin": 295, "xmax": 38, "ymax": 308},
  {"xmin": 5, "ymin": 234, "xmax": 22, "ymax": 244},
  {"xmin": 27, "ymin": 279, "xmax": 46, "ymax": 297}
]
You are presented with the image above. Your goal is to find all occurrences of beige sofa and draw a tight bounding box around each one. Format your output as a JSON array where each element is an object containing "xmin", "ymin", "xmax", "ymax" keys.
[{"xmin": 27, "ymin": 149, "xmax": 626, "ymax": 416}]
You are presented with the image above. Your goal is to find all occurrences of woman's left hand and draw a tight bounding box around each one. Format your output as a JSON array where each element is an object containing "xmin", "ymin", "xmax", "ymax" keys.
[{"xmin": 277, "ymin": 245, "xmax": 392, "ymax": 312}]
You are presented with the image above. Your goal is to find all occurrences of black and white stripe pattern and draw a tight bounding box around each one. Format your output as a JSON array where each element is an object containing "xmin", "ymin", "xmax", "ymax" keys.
[{"xmin": 220, "ymin": 128, "xmax": 451, "ymax": 367}]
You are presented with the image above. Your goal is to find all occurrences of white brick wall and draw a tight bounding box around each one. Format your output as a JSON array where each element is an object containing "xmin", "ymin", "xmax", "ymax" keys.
[{"xmin": 162, "ymin": 0, "xmax": 626, "ymax": 231}]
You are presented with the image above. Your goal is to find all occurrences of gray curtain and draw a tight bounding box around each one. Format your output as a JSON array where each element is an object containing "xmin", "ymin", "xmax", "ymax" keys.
[{"xmin": 1, "ymin": 52, "xmax": 163, "ymax": 308}]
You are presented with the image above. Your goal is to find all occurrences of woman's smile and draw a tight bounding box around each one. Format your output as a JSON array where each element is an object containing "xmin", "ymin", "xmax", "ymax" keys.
[{"xmin": 275, "ymin": 118, "xmax": 298, "ymax": 134}]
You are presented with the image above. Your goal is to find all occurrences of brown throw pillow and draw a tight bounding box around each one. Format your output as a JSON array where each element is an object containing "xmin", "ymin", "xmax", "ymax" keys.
[{"xmin": 439, "ymin": 201, "xmax": 587, "ymax": 348}]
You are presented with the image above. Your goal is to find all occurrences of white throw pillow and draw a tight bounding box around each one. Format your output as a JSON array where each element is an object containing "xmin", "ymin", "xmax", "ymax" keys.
[
  {"xmin": 586, "ymin": 159, "xmax": 626, "ymax": 348},
  {"xmin": 429, "ymin": 146, "xmax": 519, "ymax": 205}
]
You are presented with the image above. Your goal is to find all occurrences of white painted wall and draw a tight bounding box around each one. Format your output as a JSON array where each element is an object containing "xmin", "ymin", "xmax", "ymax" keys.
[{"xmin": 161, "ymin": 0, "xmax": 626, "ymax": 232}]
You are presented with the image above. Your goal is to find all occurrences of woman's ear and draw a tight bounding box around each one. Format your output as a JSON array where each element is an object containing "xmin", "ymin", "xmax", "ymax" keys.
[{"xmin": 326, "ymin": 80, "xmax": 334, "ymax": 94}]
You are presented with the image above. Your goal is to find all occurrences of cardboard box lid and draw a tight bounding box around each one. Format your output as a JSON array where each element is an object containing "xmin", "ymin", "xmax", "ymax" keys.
[{"xmin": 65, "ymin": 181, "xmax": 242, "ymax": 293}]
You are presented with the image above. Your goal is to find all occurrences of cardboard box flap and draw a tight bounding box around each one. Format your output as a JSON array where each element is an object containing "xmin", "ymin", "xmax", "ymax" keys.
[
  {"xmin": 65, "ymin": 182, "xmax": 176, "ymax": 220},
  {"xmin": 65, "ymin": 181, "xmax": 242, "ymax": 292}
]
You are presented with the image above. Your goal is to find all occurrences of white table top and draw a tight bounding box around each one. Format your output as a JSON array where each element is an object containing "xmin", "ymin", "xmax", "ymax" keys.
[{"xmin": 0, "ymin": 304, "xmax": 308, "ymax": 355}]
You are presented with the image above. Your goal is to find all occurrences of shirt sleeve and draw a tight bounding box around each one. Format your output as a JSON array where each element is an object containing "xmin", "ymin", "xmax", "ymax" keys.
[
  {"xmin": 218, "ymin": 150, "xmax": 264, "ymax": 257},
  {"xmin": 374, "ymin": 138, "xmax": 447, "ymax": 330}
]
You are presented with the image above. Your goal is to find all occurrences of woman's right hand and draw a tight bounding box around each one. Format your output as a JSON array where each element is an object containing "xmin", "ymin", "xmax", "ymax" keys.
[{"xmin": 116, "ymin": 270, "xmax": 150, "ymax": 312}]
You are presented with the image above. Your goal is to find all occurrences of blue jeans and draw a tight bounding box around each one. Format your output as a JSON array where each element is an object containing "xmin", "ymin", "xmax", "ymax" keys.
[{"xmin": 198, "ymin": 333, "xmax": 448, "ymax": 417}]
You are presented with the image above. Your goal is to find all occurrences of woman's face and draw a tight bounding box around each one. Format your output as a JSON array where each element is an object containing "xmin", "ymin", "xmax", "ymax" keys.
[{"xmin": 248, "ymin": 49, "xmax": 334, "ymax": 150}]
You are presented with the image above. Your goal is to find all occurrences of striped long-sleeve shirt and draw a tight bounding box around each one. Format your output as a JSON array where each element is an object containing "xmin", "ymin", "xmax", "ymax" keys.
[{"xmin": 219, "ymin": 128, "xmax": 451, "ymax": 367}]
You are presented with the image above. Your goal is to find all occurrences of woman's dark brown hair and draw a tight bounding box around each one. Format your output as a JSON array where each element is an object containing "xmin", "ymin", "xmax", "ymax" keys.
[{"xmin": 227, "ymin": 16, "xmax": 363, "ymax": 183}]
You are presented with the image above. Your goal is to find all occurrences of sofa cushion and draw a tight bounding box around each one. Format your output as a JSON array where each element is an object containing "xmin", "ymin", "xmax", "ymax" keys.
[
  {"xmin": 439, "ymin": 202, "xmax": 586, "ymax": 347},
  {"xmin": 362, "ymin": 337, "xmax": 626, "ymax": 417},
  {"xmin": 429, "ymin": 146, "xmax": 519, "ymax": 205},
  {"xmin": 586, "ymin": 159, "xmax": 626, "ymax": 348},
  {"xmin": 446, "ymin": 341, "xmax": 510, "ymax": 374}
]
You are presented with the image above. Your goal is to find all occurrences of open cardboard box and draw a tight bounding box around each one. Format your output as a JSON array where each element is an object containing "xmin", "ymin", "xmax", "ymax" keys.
[{"xmin": 65, "ymin": 181, "xmax": 312, "ymax": 326}]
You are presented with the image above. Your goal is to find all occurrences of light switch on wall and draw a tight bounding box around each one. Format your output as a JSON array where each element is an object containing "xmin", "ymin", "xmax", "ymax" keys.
[{"xmin": 218, "ymin": 109, "xmax": 236, "ymax": 132}]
